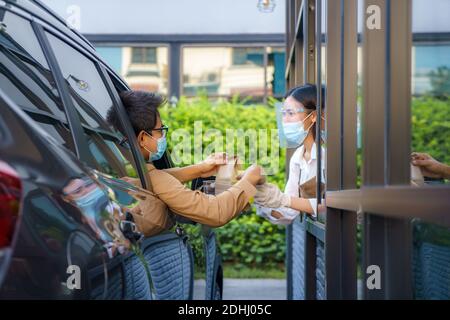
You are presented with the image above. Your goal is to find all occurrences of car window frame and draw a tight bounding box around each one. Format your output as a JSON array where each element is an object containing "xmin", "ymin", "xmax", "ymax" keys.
[
  {"xmin": 32, "ymin": 21, "xmax": 150, "ymax": 189},
  {"xmin": 0, "ymin": 8, "xmax": 78, "ymax": 154}
]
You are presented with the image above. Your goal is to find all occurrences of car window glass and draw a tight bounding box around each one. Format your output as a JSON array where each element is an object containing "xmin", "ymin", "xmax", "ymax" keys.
[
  {"xmin": 0, "ymin": 10, "xmax": 76, "ymax": 151},
  {"xmin": 0, "ymin": 11, "xmax": 67, "ymax": 120},
  {"xmin": 45, "ymin": 32, "xmax": 138, "ymax": 178}
]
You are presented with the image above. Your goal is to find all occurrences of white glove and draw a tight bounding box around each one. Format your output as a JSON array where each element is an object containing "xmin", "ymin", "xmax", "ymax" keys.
[{"xmin": 254, "ymin": 183, "xmax": 291, "ymax": 208}]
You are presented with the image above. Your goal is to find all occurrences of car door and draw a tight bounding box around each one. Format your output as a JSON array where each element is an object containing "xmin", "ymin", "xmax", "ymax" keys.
[
  {"xmin": 0, "ymin": 88, "xmax": 134, "ymax": 299},
  {"xmin": 0, "ymin": 9, "xmax": 120, "ymax": 299},
  {"xmin": 41, "ymin": 29, "xmax": 156, "ymax": 299}
]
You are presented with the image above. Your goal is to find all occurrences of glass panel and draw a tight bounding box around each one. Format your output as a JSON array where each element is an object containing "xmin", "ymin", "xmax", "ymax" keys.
[
  {"xmin": 0, "ymin": 11, "xmax": 67, "ymax": 121},
  {"xmin": 410, "ymin": 0, "xmax": 449, "ymax": 184},
  {"xmin": 410, "ymin": 0, "xmax": 450, "ymax": 300},
  {"xmin": 96, "ymin": 46, "xmax": 169, "ymax": 95},
  {"xmin": 46, "ymin": 33, "xmax": 114, "ymax": 127},
  {"xmin": 46, "ymin": 33, "xmax": 139, "ymax": 178},
  {"xmin": 182, "ymin": 46, "xmax": 266, "ymax": 100},
  {"xmin": 412, "ymin": 220, "xmax": 450, "ymax": 299}
]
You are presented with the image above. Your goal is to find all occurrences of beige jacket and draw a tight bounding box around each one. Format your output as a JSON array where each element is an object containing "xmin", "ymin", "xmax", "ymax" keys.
[{"xmin": 128, "ymin": 164, "xmax": 256, "ymax": 237}]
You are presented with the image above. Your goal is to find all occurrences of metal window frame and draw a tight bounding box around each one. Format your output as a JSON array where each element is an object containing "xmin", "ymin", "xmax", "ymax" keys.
[
  {"xmin": 32, "ymin": 21, "xmax": 95, "ymax": 166},
  {"xmin": 323, "ymin": 0, "xmax": 358, "ymax": 300},
  {"xmin": 32, "ymin": 20, "xmax": 151, "ymax": 189}
]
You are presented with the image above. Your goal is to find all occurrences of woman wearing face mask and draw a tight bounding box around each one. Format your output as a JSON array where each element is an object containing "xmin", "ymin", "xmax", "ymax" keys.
[
  {"xmin": 106, "ymin": 90, "xmax": 264, "ymax": 236},
  {"xmin": 254, "ymin": 84, "xmax": 326, "ymax": 224}
]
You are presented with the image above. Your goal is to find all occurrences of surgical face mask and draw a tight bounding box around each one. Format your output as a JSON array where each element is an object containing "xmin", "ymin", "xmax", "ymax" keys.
[
  {"xmin": 74, "ymin": 186, "xmax": 107, "ymax": 223},
  {"xmin": 74, "ymin": 186, "xmax": 112, "ymax": 242},
  {"xmin": 76, "ymin": 186, "xmax": 104, "ymax": 209},
  {"xmin": 282, "ymin": 112, "xmax": 314, "ymax": 148},
  {"xmin": 150, "ymin": 135, "xmax": 167, "ymax": 161},
  {"xmin": 143, "ymin": 132, "xmax": 167, "ymax": 162}
]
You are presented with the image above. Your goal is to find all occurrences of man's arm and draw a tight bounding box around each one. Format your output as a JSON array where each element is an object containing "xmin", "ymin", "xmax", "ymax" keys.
[
  {"xmin": 161, "ymin": 164, "xmax": 204, "ymax": 183},
  {"xmin": 150, "ymin": 167, "xmax": 257, "ymax": 227},
  {"xmin": 157, "ymin": 152, "xmax": 228, "ymax": 183}
]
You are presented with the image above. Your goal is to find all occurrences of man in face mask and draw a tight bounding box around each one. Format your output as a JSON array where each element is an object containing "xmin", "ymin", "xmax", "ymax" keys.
[
  {"xmin": 138, "ymin": 116, "xmax": 168, "ymax": 162},
  {"xmin": 105, "ymin": 90, "xmax": 265, "ymax": 237}
]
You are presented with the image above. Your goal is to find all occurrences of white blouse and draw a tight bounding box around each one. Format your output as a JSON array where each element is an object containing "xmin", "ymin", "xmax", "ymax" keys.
[{"xmin": 256, "ymin": 143, "xmax": 326, "ymax": 225}]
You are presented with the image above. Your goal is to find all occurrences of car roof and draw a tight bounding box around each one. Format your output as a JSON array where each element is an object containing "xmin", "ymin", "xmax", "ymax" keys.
[{"xmin": 1, "ymin": 0, "xmax": 129, "ymax": 89}]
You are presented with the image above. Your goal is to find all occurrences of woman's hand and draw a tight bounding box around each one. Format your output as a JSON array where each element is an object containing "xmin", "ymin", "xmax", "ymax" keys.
[
  {"xmin": 254, "ymin": 183, "xmax": 291, "ymax": 208},
  {"xmin": 237, "ymin": 164, "xmax": 265, "ymax": 186},
  {"xmin": 198, "ymin": 152, "xmax": 229, "ymax": 178}
]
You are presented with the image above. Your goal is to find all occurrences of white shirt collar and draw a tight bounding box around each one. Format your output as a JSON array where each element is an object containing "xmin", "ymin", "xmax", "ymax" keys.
[{"xmin": 291, "ymin": 142, "xmax": 320, "ymax": 169}]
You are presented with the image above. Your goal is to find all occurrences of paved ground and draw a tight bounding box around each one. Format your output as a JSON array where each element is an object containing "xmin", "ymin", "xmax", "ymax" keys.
[
  {"xmin": 194, "ymin": 279, "xmax": 286, "ymax": 300},
  {"xmin": 194, "ymin": 279, "xmax": 363, "ymax": 300}
]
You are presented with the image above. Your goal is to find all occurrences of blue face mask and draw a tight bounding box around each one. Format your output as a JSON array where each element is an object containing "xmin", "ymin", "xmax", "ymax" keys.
[
  {"xmin": 149, "ymin": 136, "xmax": 167, "ymax": 161},
  {"xmin": 76, "ymin": 186, "xmax": 105, "ymax": 209},
  {"xmin": 282, "ymin": 113, "xmax": 314, "ymax": 148},
  {"xmin": 143, "ymin": 131, "xmax": 167, "ymax": 162}
]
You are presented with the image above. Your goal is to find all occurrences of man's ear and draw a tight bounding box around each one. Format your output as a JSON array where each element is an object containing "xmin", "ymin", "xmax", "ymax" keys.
[{"xmin": 137, "ymin": 130, "xmax": 146, "ymax": 147}]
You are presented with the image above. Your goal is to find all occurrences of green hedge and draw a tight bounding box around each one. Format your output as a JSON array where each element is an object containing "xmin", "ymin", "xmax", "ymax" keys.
[
  {"xmin": 412, "ymin": 96, "xmax": 450, "ymax": 164},
  {"xmin": 159, "ymin": 94, "xmax": 449, "ymax": 269},
  {"xmin": 159, "ymin": 94, "xmax": 286, "ymax": 269}
]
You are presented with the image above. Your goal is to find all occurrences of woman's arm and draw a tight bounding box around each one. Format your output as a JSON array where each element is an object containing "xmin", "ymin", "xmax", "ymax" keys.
[
  {"xmin": 255, "ymin": 184, "xmax": 315, "ymax": 216},
  {"xmin": 288, "ymin": 196, "xmax": 314, "ymax": 215}
]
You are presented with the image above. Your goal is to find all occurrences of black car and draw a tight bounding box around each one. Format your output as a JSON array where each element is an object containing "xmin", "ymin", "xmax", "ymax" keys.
[{"xmin": 0, "ymin": 0, "xmax": 222, "ymax": 299}]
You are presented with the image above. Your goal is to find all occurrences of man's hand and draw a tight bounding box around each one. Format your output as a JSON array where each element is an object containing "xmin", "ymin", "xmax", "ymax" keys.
[
  {"xmin": 199, "ymin": 152, "xmax": 228, "ymax": 178},
  {"xmin": 411, "ymin": 152, "xmax": 449, "ymax": 179}
]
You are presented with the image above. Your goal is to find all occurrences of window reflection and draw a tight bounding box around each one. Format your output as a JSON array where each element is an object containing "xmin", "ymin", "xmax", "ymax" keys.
[
  {"xmin": 182, "ymin": 47, "xmax": 266, "ymax": 98},
  {"xmin": 96, "ymin": 46, "xmax": 169, "ymax": 94},
  {"xmin": 412, "ymin": 45, "xmax": 450, "ymax": 97},
  {"xmin": 46, "ymin": 34, "xmax": 139, "ymax": 179},
  {"xmin": 0, "ymin": 11, "xmax": 66, "ymax": 120}
]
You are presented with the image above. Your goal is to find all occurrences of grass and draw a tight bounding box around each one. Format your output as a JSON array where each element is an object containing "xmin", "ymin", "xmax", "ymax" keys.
[{"xmin": 194, "ymin": 263, "xmax": 286, "ymax": 280}]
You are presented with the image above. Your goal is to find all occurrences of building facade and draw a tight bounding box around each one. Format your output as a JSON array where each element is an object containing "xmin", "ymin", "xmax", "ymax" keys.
[
  {"xmin": 42, "ymin": 0, "xmax": 450, "ymax": 102},
  {"xmin": 41, "ymin": 0, "xmax": 287, "ymax": 102}
]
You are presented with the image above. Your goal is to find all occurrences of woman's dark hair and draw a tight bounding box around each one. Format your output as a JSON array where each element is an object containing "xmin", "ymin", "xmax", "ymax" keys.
[
  {"xmin": 106, "ymin": 90, "xmax": 165, "ymax": 137},
  {"xmin": 284, "ymin": 83, "xmax": 325, "ymax": 111},
  {"xmin": 284, "ymin": 83, "xmax": 326, "ymax": 139}
]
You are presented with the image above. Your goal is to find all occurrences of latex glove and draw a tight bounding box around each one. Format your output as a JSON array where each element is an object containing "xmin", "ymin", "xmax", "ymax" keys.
[{"xmin": 254, "ymin": 183, "xmax": 291, "ymax": 208}]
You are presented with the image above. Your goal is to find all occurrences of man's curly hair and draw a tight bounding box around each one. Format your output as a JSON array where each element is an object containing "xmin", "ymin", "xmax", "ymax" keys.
[{"xmin": 106, "ymin": 90, "xmax": 166, "ymax": 137}]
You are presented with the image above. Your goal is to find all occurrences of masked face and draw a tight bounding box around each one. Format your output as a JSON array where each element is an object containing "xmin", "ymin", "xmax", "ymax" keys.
[
  {"xmin": 282, "ymin": 112, "xmax": 314, "ymax": 148},
  {"xmin": 142, "ymin": 131, "xmax": 167, "ymax": 162}
]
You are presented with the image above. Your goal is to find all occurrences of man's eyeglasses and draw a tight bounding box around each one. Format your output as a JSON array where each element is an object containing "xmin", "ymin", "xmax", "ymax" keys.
[{"xmin": 145, "ymin": 124, "xmax": 169, "ymax": 137}]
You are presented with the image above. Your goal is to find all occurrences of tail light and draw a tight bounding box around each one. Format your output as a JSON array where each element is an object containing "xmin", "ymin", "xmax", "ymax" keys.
[{"xmin": 0, "ymin": 160, "xmax": 22, "ymax": 249}]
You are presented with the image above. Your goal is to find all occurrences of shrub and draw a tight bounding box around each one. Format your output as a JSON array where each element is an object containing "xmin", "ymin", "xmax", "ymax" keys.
[
  {"xmin": 162, "ymin": 94, "xmax": 449, "ymax": 270},
  {"xmin": 411, "ymin": 96, "xmax": 450, "ymax": 164},
  {"xmin": 159, "ymin": 94, "xmax": 287, "ymax": 268}
]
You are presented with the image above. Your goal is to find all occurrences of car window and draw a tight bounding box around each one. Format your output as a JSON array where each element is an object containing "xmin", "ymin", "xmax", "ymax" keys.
[
  {"xmin": 0, "ymin": 10, "xmax": 75, "ymax": 151},
  {"xmin": 45, "ymin": 32, "xmax": 138, "ymax": 178}
]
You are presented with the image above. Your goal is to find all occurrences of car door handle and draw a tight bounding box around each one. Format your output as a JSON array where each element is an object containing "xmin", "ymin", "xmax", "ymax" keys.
[{"xmin": 119, "ymin": 219, "xmax": 143, "ymax": 244}]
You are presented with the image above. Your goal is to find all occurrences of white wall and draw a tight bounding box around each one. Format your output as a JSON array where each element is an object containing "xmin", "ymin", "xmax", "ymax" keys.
[{"xmin": 41, "ymin": 0, "xmax": 286, "ymax": 35}]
